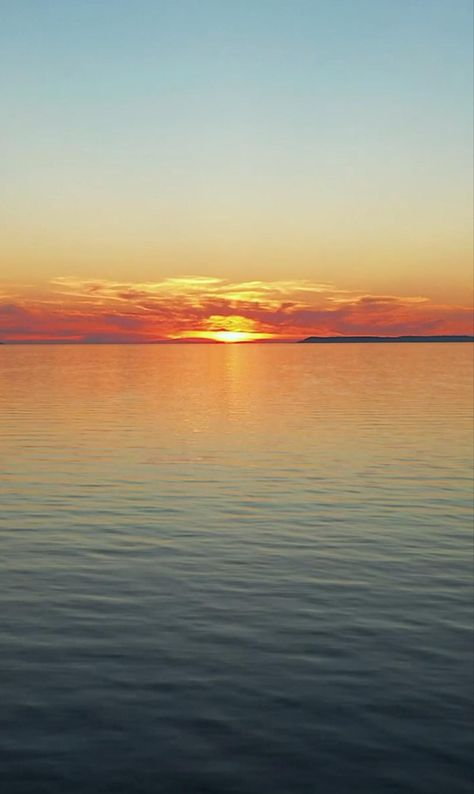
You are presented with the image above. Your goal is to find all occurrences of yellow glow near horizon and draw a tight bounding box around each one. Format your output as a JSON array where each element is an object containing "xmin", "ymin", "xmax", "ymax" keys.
[
  {"xmin": 193, "ymin": 314, "xmax": 275, "ymax": 342},
  {"xmin": 207, "ymin": 330, "xmax": 267, "ymax": 343},
  {"xmin": 173, "ymin": 330, "xmax": 276, "ymax": 342}
]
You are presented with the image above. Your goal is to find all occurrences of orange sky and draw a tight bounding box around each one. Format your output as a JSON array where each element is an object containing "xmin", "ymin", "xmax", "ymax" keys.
[{"xmin": 1, "ymin": 276, "xmax": 472, "ymax": 343}]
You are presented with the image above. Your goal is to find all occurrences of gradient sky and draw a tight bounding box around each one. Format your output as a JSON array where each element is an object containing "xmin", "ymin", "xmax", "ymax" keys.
[{"xmin": 1, "ymin": 0, "xmax": 473, "ymax": 341}]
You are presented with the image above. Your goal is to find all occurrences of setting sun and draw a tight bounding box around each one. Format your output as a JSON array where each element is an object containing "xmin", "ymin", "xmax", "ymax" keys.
[
  {"xmin": 177, "ymin": 315, "xmax": 277, "ymax": 342},
  {"xmin": 207, "ymin": 330, "xmax": 270, "ymax": 343},
  {"xmin": 209, "ymin": 330, "xmax": 256, "ymax": 343},
  {"xmin": 174, "ymin": 329, "xmax": 275, "ymax": 343}
]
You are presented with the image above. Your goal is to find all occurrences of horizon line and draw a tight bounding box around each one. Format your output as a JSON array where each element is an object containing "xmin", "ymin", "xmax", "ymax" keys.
[{"xmin": 2, "ymin": 334, "xmax": 473, "ymax": 346}]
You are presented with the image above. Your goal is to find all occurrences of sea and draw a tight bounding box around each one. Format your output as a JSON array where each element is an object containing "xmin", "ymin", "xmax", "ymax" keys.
[{"xmin": 0, "ymin": 343, "xmax": 473, "ymax": 794}]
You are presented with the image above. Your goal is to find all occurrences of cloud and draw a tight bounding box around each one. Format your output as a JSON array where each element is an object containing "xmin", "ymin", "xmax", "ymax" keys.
[{"xmin": 0, "ymin": 276, "xmax": 472, "ymax": 341}]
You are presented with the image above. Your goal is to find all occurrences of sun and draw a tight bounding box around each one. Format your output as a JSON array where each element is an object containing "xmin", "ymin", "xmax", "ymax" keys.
[
  {"xmin": 208, "ymin": 330, "xmax": 259, "ymax": 343},
  {"xmin": 174, "ymin": 315, "xmax": 275, "ymax": 343},
  {"xmin": 174, "ymin": 329, "xmax": 274, "ymax": 343}
]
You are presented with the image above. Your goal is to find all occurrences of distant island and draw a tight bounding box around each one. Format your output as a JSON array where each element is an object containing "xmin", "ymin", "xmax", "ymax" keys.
[{"xmin": 300, "ymin": 335, "xmax": 474, "ymax": 343}]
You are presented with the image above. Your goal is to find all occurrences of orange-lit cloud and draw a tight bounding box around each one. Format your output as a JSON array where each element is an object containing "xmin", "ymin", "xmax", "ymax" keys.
[{"xmin": 0, "ymin": 276, "xmax": 472, "ymax": 342}]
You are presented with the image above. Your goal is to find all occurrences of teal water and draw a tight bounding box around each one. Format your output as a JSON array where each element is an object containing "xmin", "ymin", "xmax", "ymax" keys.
[{"xmin": 0, "ymin": 344, "xmax": 473, "ymax": 793}]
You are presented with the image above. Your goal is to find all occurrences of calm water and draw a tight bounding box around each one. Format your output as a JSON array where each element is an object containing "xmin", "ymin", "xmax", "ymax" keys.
[{"xmin": 1, "ymin": 344, "xmax": 473, "ymax": 794}]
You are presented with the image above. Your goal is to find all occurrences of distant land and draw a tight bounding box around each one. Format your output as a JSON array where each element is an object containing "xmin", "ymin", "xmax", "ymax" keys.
[{"xmin": 300, "ymin": 335, "xmax": 474, "ymax": 343}]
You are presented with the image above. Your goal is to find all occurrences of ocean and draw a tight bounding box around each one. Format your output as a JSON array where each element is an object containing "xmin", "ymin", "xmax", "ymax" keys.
[{"xmin": 1, "ymin": 343, "xmax": 472, "ymax": 793}]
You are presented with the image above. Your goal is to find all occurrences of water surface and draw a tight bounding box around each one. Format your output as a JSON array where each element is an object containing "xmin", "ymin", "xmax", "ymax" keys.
[{"xmin": 1, "ymin": 344, "xmax": 473, "ymax": 793}]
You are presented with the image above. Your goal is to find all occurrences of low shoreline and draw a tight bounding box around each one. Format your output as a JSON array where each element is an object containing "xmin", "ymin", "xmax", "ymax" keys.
[{"xmin": 300, "ymin": 335, "xmax": 474, "ymax": 344}]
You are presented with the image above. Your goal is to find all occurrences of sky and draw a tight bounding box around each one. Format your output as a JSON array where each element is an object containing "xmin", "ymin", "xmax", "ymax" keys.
[{"xmin": 1, "ymin": 0, "xmax": 473, "ymax": 341}]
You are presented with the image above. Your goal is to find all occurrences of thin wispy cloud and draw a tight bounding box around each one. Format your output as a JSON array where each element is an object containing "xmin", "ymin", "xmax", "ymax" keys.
[{"xmin": 0, "ymin": 276, "xmax": 472, "ymax": 342}]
